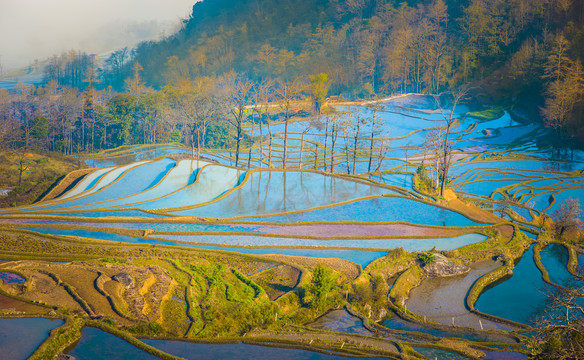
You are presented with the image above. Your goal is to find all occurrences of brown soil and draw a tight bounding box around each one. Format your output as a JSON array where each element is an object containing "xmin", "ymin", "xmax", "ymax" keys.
[
  {"xmin": 251, "ymin": 265, "xmax": 300, "ymax": 300},
  {"xmin": 1, "ymin": 259, "xmax": 173, "ymax": 324},
  {"xmin": 41, "ymin": 168, "xmax": 95, "ymax": 201},
  {"xmin": 445, "ymin": 191, "xmax": 505, "ymax": 224},
  {"xmin": 0, "ymin": 293, "xmax": 48, "ymax": 314},
  {"xmin": 259, "ymin": 254, "xmax": 360, "ymax": 280},
  {"xmin": 9, "ymin": 269, "xmax": 84, "ymax": 314}
]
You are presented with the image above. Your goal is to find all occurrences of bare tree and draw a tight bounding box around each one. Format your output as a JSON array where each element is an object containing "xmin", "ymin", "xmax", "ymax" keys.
[
  {"xmin": 275, "ymin": 77, "xmax": 306, "ymax": 168},
  {"xmin": 219, "ymin": 72, "xmax": 254, "ymax": 167},
  {"xmin": 434, "ymin": 86, "xmax": 468, "ymax": 196},
  {"xmin": 530, "ymin": 284, "xmax": 584, "ymax": 360},
  {"xmin": 552, "ymin": 197, "xmax": 582, "ymax": 238},
  {"xmin": 254, "ymin": 79, "xmax": 274, "ymax": 168},
  {"xmin": 366, "ymin": 102, "xmax": 384, "ymax": 173},
  {"xmin": 424, "ymin": 127, "xmax": 444, "ymax": 189}
]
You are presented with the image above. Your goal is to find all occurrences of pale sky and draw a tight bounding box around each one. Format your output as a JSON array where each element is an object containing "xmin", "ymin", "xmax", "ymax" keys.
[{"xmin": 0, "ymin": 0, "xmax": 197, "ymax": 72}]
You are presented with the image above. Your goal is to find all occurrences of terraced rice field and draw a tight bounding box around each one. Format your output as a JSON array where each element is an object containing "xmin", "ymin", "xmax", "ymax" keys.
[{"xmin": 1, "ymin": 94, "xmax": 582, "ymax": 339}]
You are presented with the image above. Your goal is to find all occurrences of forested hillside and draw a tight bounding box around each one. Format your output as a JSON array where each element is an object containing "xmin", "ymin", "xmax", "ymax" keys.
[
  {"xmin": 134, "ymin": 0, "xmax": 584, "ymax": 100},
  {"xmin": 1, "ymin": 0, "xmax": 583, "ymax": 157}
]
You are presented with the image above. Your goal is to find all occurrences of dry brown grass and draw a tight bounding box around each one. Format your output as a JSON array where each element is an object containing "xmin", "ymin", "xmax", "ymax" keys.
[
  {"xmin": 40, "ymin": 168, "xmax": 95, "ymax": 201},
  {"xmin": 259, "ymin": 254, "xmax": 360, "ymax": 281},
  {"xmin": 7, "ymin": 268, "xmax": 84, "ymax": 314},
  {"xmin": 251, "ymin": 265, "xmax": 300, "ymax": 300},
  {"xmin": 0, "ymin": 293, "xmax": 48, "ymax": 314}
]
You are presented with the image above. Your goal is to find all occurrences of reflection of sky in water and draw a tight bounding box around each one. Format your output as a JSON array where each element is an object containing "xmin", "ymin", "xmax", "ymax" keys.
[
  {"xmin": 150, "ymin": 233, "xmax": 487, "ymax": 251},
  {"xmin": 475, "ymin": 245, "xmax": 549, "ymax": 325},
  {"xmin": 540, "ymin": 244, "xmax": 584, "ymax": 287},
  {"xmin": 0, "ymin": 318, "xmax": 64, "ymax": 360},
  {"xmin": 68, "ymin": 328, "xmax": 160, "ymax": 360},
  {"xmin": 242, "ymin": 196, "xmax": 482, "ymax": 226},
  {"xmin": 29, "ymin": 159, "xmax": 175, "ymax": 212},
  {"xmin": 23, "ymin": 227, "xmax": 385, "ymax": 268},
  {"xmin": 84, "ymin": 147, "xmax": 187, "ymax": 168},
  {"xmin": 173, "ymin": 171, "xmax": 391, "ymax": 218},
  {"xmin": 144, "ymin": 337, "xmax": 383, "ymax": 360}
]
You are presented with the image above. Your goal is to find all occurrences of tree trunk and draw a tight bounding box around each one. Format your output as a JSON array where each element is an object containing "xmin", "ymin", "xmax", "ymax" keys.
[
  {"xmin": 235, "ymin": 112, "xmax": 242, "ymax": 167},
  {"xmin": 314, "ymin": 143, "xmax": 318, "ymax": 170},
  {"xmin": 440, "ymin": 117, "xmax": 453, "ymax": 196},
  {"xmin": 368, "ymin": 115, "xmax": 376, "ymax": 173},
  {"xmin": 299, "ymin": 132, "xmax": 305, "ymax": 169},
  {"xmin": 248, "ymin": 116, "xmax": 254, "ymax": 168},
  {"xmin": 282, "ymin": 108, "xmax": 289, "ymax": 168}
]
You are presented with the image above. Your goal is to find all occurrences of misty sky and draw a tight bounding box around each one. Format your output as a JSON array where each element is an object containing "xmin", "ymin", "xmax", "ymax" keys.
[{"xmin": 0, "ymin": 0, "xmax": 197, "ymax": 72}]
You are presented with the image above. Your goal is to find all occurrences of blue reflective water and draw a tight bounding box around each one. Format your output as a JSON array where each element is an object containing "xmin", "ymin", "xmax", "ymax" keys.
[
  {"xmin": 22, "ymin": 228, "xmax": 386, "ymax": 268},
  {"xmin": 143, "ymin": 338, "xmax": 386, "ymax": 360},
  {"xmin": 17, "ymin": 210, "xmax": 169, "ymax": 218},
  {"xmin": 0, "ymin": 318, "xmax": 64, "ymax": 360},
  {"xmin": 310, "ymin": 310, "xmax": 372, "ymax": 336},
  {"xmin": 381, "ymin": 316, "xmax": 513, "ymax": 343},
  {"xmin": 475, "ymin": 245, "xmax": 550, "ymax": 325},
  {"xmin": 540, "ymin": 244, "xmax": 584, "ymax": 287},
  {"xmin": 150, "ymin": 233, "xmax": 487, "ymax": 251},
  {"xmin": 483, "ymin": 350, "xmax": 528, "ymax": 360},
  {"xmin": 242, "ymin": 196, "xmax": 482, "ymax": 226},
  {"xmin": 67, "ymin": 327, "xmax": 160, "ymax": 360},
  {"xmin": 413, "ymin": 347, "xmax": 469, "ymax": 360},
  {"xmin": 172, "ymin": 171, "xmax": 392, "ymax": 218},
  {"xmin": 25, "ymin": 228, "xmax": 146, "ymax": 243},
  {"xmin": 172, "ymin": 245, "xmax": 387, "ymax": 269}
]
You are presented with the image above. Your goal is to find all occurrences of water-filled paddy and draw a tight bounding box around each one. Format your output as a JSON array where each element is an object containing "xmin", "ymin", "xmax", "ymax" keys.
[
  {"xmin": 540, "ymin": 244, "xmax": 584, "ymax": 287},
  {"xmin": 413, "ymin": 347, "xmax": 469, "ymax": 360},
  {"xmin": 241, "ymin": 196, "xmax": 482, "ymax": 226},
  {"xmin": 135, "ymin": 165, "xmax": 245, "ymax": 210},
  {"xmin": 66, "ymin": 327, "xmax": 161, "ymax": 360},
  {"xmin": 12, "ymin": 210, "xmax": 169, "ymax": 218},
  {"xmin": 381, "ymin": 316, "xmax": 514, "ymax": 343},
  {"xmin": 407, "ymin": 259, "xmax": 511, "ymax": 330},
  {"xmin": 308, "ymin": 310, "xmax": 372, "ymax": 336},
  {"xmin": 0, "ymin": 271, "xmax": 25, "ymax": 284},
  {"xmin": 150, "ymin": 233, "xmax": 488, "ymax": 252},
  {"xmin": 96, "ymin": 160, "xmax": 205, "ymax": 209},
  {"xmin": 171, "ymin": 170, "xmax": 392, "ymax": 218},
  {"xmin": 143, "ymin": 338, "xmax": 385, "ymax": 360},
  {"xmin": 22, "ymin": 227, "xmax": 387, "ymax": 268},
  {"xmin": 475, "ymin": 245, "xmax": 550, "ymax": 325},
  {"xmin": 0, "ymin": 318, "xmax": 64, "ymax": 360},
  {"xmin": 84, "ymin": 146, "xmax": 188, "ymax": 168}
]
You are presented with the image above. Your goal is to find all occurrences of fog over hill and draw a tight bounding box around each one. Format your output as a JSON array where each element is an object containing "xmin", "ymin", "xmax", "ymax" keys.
[{"xmin": 0, "ymin": 0, "xmax": 196, "ymax": 73}]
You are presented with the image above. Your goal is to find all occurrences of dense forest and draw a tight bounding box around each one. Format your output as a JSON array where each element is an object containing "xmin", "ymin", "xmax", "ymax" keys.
[{"xmin": 1, "ymin": 0, "xmax": 584, "ymax": 156}]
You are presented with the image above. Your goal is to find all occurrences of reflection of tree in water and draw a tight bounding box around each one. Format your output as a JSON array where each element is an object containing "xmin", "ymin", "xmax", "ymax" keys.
[
  {"xmin": 544, "ymin": 147, "xmax": 581, "ymax": 172},
  {"xmin": 439, "ymin": 208, "xmax": 447, "ymax": 227}
]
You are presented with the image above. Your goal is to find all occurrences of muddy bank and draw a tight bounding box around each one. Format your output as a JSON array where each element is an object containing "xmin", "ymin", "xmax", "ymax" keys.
[{"xmin": 406, "ymin": 259, "xmax": 514, "ymax": 330}]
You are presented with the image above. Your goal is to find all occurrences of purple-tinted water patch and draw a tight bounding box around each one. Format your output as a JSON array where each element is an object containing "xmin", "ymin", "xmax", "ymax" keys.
[{"xmin": 0, "ymin": 272, "xmax": 25, "ymax": 284}]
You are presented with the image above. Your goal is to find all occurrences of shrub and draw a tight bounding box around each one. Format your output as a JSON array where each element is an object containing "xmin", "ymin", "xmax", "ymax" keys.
[{"xmin": 417, "ymin": 252, "xmax": 436, "ymax": 266}]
